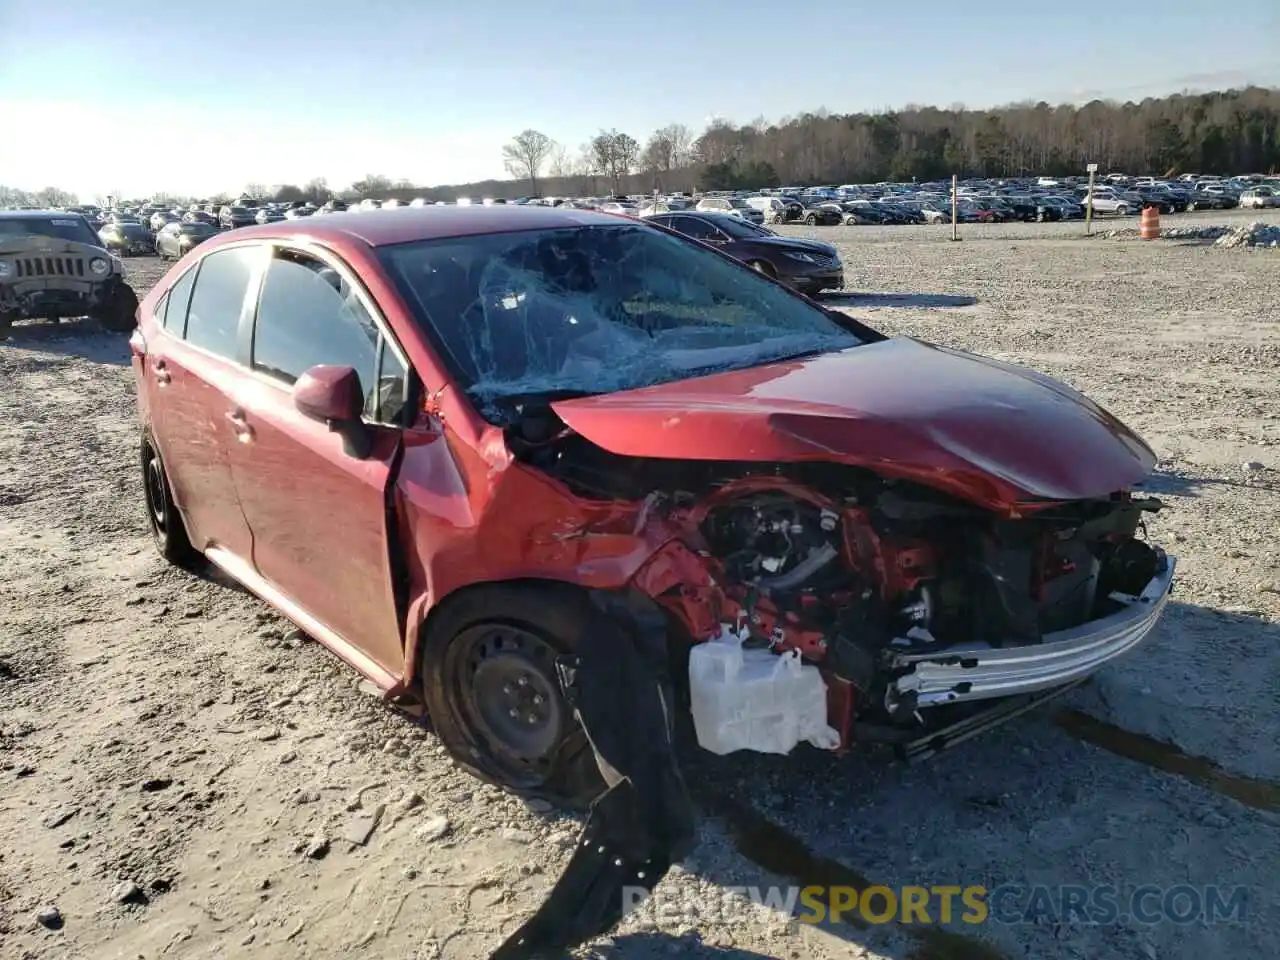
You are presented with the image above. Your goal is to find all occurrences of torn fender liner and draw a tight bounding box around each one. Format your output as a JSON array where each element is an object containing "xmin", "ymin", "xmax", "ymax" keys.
[{"xmin": 492, "ymin": 593, "xmax": 697, "ymax": 959}]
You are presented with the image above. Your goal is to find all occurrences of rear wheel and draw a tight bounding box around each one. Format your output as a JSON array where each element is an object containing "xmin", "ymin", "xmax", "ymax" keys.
[
  {"xmin": 420, "ymin": 584, "xmax": 607, "ymax": 810},
  {"xmin": 141, "ymin": 435, "xmax": 200, "ymax": 568},
  {"xmin": 804, "ymin": 214, "xmax": 818, "ymax": 225}
]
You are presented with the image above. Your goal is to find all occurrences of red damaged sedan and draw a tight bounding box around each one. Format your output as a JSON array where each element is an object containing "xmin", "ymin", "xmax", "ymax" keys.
[{"xmin": 130, "ymin": 205, "xmax": 1174, "ymax": 955}]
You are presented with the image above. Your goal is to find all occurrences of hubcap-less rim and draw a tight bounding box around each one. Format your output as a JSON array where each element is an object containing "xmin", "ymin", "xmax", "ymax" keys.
[
  {"xmin": 145, "ymin": 453, "xmax": 167, "ymax": 532},
  {"xmin": 453, "ymin": 625, "xmax": 565, "ymax": 778}
]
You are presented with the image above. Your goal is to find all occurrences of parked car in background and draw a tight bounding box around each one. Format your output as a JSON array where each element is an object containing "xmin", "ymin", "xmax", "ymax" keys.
[
  {"xmin": 646, "ymin": 210, "xmax": 844, "ymax": 295},
  {"xmin": 745, "ymin": 195, "xmax": 802, "ymax": 223},
  {"xmin": 0, "ymin": 210, "xmax": 139, "ymax": 334},
  {"xmin": 797, "ymin": 198, "xmax": 843, "ymax": 225},
  {"xmin": 99, "ymin": 221, "xmax": 155, "ymax": 256},
  {"xmin": 218, "ymin": 205, "xmax": 257, "ymax": 229},
  {"xmin": 694, "ymin": 195, "xmax": 766, "ymax": 224},
  {"xmin": 1238, "ymin": 186, "xmax": 1279, "ymax": 209},
  {"xmin": 155, "ymin": 221, "xmax": 219, "ymax": 260},
  {"xmin": 1185, "ymin": 192, "xmax": 1236, "ymax": 211},
  {"xmin": 150, "ymin": 211, "xmax": 180, "ymax": 232},
  {"xmin": 1080, "ymin": 190, "xmax": 1132, "ymax": 215}
]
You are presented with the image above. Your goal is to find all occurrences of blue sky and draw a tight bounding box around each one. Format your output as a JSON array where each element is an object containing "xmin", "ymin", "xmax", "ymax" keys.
[{"xmin": 1, "ymin": 0, "xmax": 1277, "ymax": 200}]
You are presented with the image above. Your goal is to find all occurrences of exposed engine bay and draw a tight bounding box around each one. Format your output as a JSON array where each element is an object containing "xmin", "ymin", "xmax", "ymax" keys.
[
  {"xmin": 493, "ymin": 403, "xmax": 1173, "ymax": 959},
  {"xmin": 506, "ymin": 405, "xmax": 1169, "ymax": 732}
]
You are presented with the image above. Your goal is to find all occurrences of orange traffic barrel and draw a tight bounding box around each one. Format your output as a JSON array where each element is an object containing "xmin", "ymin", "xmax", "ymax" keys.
[{"xmin": 1139, "ymin": 205, "xmax": 1161, "ymax": 240}]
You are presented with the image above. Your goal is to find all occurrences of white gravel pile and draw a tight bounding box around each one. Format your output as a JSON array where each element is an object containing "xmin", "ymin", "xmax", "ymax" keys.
[
  {"xmin": 1096, "ymin": 221, "xmax": 1280, "ymax": 245},
  {"xmin": 1213, "ymin": 220, "xmax": 1280, "ymax": 247}
]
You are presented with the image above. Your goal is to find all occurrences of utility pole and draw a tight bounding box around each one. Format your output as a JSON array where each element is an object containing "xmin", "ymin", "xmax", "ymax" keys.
[
  {"xmin": 950, "ymin": 174, "xmax": 960, "ymax": 241},
  {"xmin": 1085, "ymin": 163, "xmax": 1097, "ymax": 235}
]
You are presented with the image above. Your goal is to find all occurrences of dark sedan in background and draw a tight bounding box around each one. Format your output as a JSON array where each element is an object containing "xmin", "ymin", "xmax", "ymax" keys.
[
  {"xmin": 797, "ymin": 199, "xmax": 844, "ymax": 225},
  {"xmin": 98, "ymin": 221, "xmax": 155, "ymax": 256},
  {"xmin": 647, "ymin": 211, "xmax": 844, "ymax": 295},
  {"xmin": 155, "ymin": 221, "xmax": 219, "ymax": 260}
]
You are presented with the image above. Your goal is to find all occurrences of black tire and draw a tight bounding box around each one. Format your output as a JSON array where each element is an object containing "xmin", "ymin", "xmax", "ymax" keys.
[
  {"xmin": 420, "ymin": 583, "xmax": 608, "ymax": 810},
  {"xmin": 140, "ymin": 434, "xmax": 201, "ymax": 568},
  {"xmin": 1187, "ymin": 202, "xmax": 1197, "ymax": 212},
  {"xmin": 0, "ymin": 313, "xmax": 12, "ymax": 338},
  {"xmin": 805, "ymin": 214, "xmax": 817, "ymax": 225},
  {"xmin": 93, "ymin": 281, "xmax": 139, "ymax": 332},
  {"xmin": 749, "ymin": 259, "xmax": 776, "ymax": 279}
]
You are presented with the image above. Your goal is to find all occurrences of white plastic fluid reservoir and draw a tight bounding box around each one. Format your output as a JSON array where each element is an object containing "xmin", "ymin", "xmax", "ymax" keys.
[{"xmin": 688, "ymin": 626, "xmax": 841, "ymax": 756}]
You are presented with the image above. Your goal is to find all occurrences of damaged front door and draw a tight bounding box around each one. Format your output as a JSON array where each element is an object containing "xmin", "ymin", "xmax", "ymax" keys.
[{"xmin": 226, "ymin": 244, "xmax": 409, "ymax": 681}]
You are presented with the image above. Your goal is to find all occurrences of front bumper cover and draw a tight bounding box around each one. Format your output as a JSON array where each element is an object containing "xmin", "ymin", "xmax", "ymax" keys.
[{"xmin": 891, "ymin": 555, "xmax": 1176, "ymax": 709}]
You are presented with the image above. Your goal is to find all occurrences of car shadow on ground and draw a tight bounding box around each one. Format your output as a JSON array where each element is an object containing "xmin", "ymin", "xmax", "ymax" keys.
[
  {"xmin": 1133, "ymin": 465, "xmax": 1275, "ymax": 498},
  {"xmin": 2, "ymin": 321, "xmax": 131, "ymax": 366},
  {"xmin": 823, "ymin": 291, "xmax": 979, "ymax": 309}
]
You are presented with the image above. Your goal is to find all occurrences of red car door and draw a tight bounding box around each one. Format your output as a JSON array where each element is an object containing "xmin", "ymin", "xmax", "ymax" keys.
[
  {"xmin": 223, "ymin": 245, "xmax": 407, "ymax": 679},
  {"xmin": 145, "ymin": 249, "xmax": 258, "ymax": 559}
]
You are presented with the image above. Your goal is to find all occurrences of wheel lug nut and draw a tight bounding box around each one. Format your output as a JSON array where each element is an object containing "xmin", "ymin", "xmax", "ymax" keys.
[
  {"xmin": 508, "ymin": 708, "xmax": 519, "ymax": 718},
  {"xmin": 503, "ymin": 683, "xmax": 514, "ymax": 695},
  {"xmin": 532, "ymin": 694, "xmax": 544, "ymax": 705},
  {"xmin": 517, "ymin": 675, "xmax": 528, "ymax": 687}
]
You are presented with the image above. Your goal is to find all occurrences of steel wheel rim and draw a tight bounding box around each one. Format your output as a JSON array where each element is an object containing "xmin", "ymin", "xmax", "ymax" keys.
[
  {"xmin": 450, "ymin": 624, "xmax": 566, "ymax": 779},
  {"xmin": 144, "ymin": 453, "xmax": 167, "ymax": 532}
]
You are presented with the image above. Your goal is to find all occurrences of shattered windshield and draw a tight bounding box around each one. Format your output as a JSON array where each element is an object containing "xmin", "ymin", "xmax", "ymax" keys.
[
  {"xmin": 0, "ymin": 216, "xmax": 102, "ymax": 246},
  {"xmin": 379, "ymin": 223, "xmax": 863, "ymax": 416}
]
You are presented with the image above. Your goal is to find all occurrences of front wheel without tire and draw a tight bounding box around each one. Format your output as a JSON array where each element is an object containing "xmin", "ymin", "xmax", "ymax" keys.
[
  {"xmin": 420, "ymin": 584, "xmax": 608, "ymax": 810},
  {"xmin": 141, "ymin": 436, "xmax": 200, "ymax": 568}
]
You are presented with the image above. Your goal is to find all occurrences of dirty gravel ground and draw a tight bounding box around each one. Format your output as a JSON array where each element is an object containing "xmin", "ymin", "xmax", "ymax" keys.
[{"xmin": 2, "ymin": 218, "xmax": 1278, "ymax": 960}]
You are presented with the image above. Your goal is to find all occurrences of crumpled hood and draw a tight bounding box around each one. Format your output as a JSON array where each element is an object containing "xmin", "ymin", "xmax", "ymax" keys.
[{"xmin": 551, "ymin": 337, "xmax": 1156, "ymax": 512}]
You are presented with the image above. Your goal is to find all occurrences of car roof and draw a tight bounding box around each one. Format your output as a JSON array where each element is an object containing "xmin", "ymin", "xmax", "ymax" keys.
[
  {"xmin": 221, "ymin": 205, "xmax": 628, "ymax": 248},
  {"xmin": 0, "ymin": 209, "xmax": 89, "ymax": 219}
]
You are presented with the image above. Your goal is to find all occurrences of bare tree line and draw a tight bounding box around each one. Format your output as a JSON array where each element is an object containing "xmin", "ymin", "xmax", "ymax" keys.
[
  {"xmin": 482, "ymin": 85, "xmax": 1280, "ymax": 198},
  {"xmin": 4, "ymin": 87, "xmax": 1277, "ymax": 209}
]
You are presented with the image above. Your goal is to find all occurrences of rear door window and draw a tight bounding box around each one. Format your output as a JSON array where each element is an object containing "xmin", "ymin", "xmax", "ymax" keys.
[
  {"xmin": 184, "ymin": 247, "xmax": 259, "ymax": 358},
  {"xmin": 669, "ymin": 215, "xmax": 721, "ymax": 241}
]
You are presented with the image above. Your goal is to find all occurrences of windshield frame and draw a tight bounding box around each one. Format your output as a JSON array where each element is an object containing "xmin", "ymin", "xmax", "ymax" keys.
[{"xmin": 377, "ymin": 221, "xmax": 880, "ymax": 420}]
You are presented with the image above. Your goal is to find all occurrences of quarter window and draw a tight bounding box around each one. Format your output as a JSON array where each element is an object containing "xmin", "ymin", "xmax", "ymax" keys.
[
  {"xmin": 184, "ymin": 247, "xmax": 258, "ymax": 357},
  {"xmin": 162, "ymin": 265, "xmax": 198, "ymax": 333}
]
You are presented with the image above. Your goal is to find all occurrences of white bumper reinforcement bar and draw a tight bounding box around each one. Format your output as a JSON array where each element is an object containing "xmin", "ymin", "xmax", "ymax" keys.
[{"xmin": 891, "ymin": 556, "xmax": 1176, "ymax": 708}]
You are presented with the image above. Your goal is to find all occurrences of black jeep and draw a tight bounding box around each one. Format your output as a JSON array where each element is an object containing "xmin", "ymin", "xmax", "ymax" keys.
[{"xmin": 0, "ymin": 211, "xmax": 140, "ymax": 335}]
